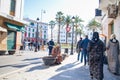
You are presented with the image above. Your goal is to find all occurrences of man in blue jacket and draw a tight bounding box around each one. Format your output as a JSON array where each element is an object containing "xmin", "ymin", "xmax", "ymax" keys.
[
  {"xmin": 48, "ymin": 39, "xmax": 55, "ymax": 55},
  {"xmin": 81, "ymin": 35, "xmax": 90, "ymax": 66}
]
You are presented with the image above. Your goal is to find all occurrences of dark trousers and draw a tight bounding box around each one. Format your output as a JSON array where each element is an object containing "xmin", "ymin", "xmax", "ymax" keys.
[{"xmin": 49, "ymin": 46, "xmax": 53, "ymax": 55}]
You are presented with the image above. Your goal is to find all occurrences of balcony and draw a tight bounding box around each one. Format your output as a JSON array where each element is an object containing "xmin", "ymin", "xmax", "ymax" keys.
[
  {"xmin": 108, "ymin": 4, "xmax": 118, "ymax": 18},
  {"xmin": 99, "ymin": 0, "xmax": 117, "ymax": 12}
]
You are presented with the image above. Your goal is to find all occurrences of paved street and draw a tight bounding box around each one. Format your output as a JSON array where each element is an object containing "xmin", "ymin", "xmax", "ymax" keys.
[{"xmin": 0, "ymin": 49, "xmax": 120, "ymax": 80}]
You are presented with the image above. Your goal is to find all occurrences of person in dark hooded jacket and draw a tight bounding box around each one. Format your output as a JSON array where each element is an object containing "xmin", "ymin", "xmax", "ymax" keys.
[
  {"xmin": 48, "ymin": 39, "xmax": 55, "ymax": 55},
  {"xmin": 87, "ymin": 32, "xmax": 106, "ymax": 80}
]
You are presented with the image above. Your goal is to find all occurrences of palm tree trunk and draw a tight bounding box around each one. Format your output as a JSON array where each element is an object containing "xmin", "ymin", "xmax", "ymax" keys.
[
  {"xmin": 66, "ymin": 24, "xmax": 69, "ymax": 44},
  {"xmin": 66, "ymin": 32, "xmax": 67, "ymax": 44},
  {"xmin": 51, "ymin": 26, "xmax": 52, "ymax": 39},
  {"xmin": 75, "ymin": 32, "xmax": 77, "ymax": 44},
  {"xmin": 57, "ymin": 23, "xmax": 60, "ymax": 44},
  {"xmin": 75, "ymin": 27, "xmax": 77, "ymax": 44}
]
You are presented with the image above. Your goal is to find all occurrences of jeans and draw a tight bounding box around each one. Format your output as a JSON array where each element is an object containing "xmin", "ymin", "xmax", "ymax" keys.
[
  {"xmin": 77, "ymin": 52, "xmax": 80, "ymax": 61},
  {"xmin": 81, "ymin": 50, "xmax": 88, "ymax": 65}
]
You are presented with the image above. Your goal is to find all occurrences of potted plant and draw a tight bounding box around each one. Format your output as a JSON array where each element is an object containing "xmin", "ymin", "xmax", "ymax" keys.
[
  {"xmin": 0, "ymin": 50, "xmax": 6, "ymax": 55},
  {"xmin": 8, "ymin": 49, "xmax": 16, "ymax": 55},
  {"xmin": 42, "ymin": 56, "xmax": 56, "ymax": 65}
]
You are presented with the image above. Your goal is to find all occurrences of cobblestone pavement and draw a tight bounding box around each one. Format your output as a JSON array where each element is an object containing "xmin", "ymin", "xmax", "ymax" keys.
[{"xmin": 0, "ymin": 49, "xmax": 120, "ymax": 80}]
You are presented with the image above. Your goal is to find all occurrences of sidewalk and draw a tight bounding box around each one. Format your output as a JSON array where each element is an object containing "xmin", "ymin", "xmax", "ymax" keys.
[
  {"xmin": 0, "ymin": 50, "xmax": 120, "ymax": 80},
  {"xmin": 0, "ymin": 50, "xmax": 48, "ymax": 78}
]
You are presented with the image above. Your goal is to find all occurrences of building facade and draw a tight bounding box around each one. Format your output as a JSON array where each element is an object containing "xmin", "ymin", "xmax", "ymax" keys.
[
  {"xmin": 52, "ymin": 27, "xmax": 75, "ymax": 44},
  {"xmin": 23, "ymin": 18, "xmax": 48, "ymax": 45},
  {"xmin": 0, "ymin": 0, "xmax": 24, "ymax": 53},
  {"xmin": 97, "ymin": 0, "xmax": 120, "ymax": 42},
  {"xmin": 97, "ymin": 0, "xmax": 120, "ymax": 73}
]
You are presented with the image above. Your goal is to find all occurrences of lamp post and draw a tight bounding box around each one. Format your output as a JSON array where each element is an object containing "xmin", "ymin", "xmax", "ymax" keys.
[
  {"xmin": 70, "ymin": 16, "xmax": 75, "ymax": 55},
  {"xmin": 35, "ymin": 18, "xmax": 39, "ymax": 52},
  {"xmin": 40, "ymin": 9, "xmax": 46, "ymax": 50},
  {"xmin": 41, "ymin": 9, "xmax": 46, "ymax": 22}
]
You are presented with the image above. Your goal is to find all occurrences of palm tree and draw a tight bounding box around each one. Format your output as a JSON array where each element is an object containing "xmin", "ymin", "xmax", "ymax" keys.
[
  {"xmin": 76, "ymin": 24, "xmax": 84, "ymax": 37},
  {"xmin": 55, "ymin": 11, "xmax": 65, "ymax": 44},
  {"xmin": 49, "ymin": 20, "xmax": 56, "ymax": 39},
  {"xmin": 64, "ymin": 15, "xmax": 72, "ymax": 44},
  {"xmin": 87, "ymin": 18, "xmax": 101, "ymax": 32},
  {"xmin": 74, "ymin": 16, "xmax": 84, "ymax": 44}
]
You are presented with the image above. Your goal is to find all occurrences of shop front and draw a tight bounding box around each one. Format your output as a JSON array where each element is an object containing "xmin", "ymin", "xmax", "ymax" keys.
[{"xmin": 0, "ymin": 15, "xmax": 24, "ymax": 54}]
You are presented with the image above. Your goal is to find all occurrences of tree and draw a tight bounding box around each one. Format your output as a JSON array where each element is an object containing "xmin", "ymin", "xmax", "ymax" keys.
[
  {"xmin": 87, "ymin": 18, "xmax": 101, "ymax": 32},
  {"xmin": 49, "ymin": 20, "xmax": 56, "ymax": 39},
  {"xmin": 55, "ymin": 11, "xmax": 65, "ymax": 44},
  {"xmin": 74, "ymin": 16, "xmax": 84, "ymax": 44},
  {"xmin": 76, "ymin": 24, "xmax": 84, "ymax": 37},
  {"xmin": 64, "ymin": 15, "xmax": 72, "ymax": 44}
]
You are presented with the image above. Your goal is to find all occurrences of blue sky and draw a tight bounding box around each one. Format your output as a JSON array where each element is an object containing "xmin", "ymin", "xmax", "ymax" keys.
[{"xmin": 24, "ymin": 0, "xmax": 99, "ymax": 25}]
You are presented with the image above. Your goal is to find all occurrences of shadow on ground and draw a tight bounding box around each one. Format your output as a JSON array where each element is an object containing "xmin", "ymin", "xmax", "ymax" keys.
[{"xmin": 48, "ymin": 64, "xmax": 120, "ymax": 80}]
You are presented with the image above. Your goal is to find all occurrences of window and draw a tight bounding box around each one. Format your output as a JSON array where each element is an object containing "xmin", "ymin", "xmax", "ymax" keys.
[
  {"xmin": 111, "ymin": 23, "xmax": 114, "ymax": 34},
  {"xmin": 32, "ymin": 33, "xmax": 34, "ymax": 37},
  {"xmin": 68, "ymin": 33, "xmax": 71, "ymax": 37},
  {"xmin": 28, "ymin": 33, "xmax": 30, "ymax": 37},
  {"xmin": 29, "ymin": 28, "xmax": 31, "ymax": 31},
  {"xmin": 44, "ymin": 35, "xmax": 46, "ymax": 39},
  {"xmin": 32, "ymin": 29, "xmax": 34, "ymax": 32},
  {"xmin": 30, "ymin": 22, "xmax": 34, "ymax": 26},
  {"xmin": 10, "ymin": 0, "xmax": 16, "ymax": 16}
]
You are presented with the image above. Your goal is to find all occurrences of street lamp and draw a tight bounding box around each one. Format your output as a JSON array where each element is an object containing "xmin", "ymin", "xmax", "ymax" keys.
[
  {"xmin": 40, "ymin": 9, "xmax": 46, "ymax": 50},
  {"xmin": 70, "ymin": 16, "xmax": 75, "ymax": 55},
  {"xmin": 35, "ymin": 18, "xmax": 39, "ymax": 52},
  {"xmin": 41, "ymin": 9, "xmax": 46, "ymax": 22}
]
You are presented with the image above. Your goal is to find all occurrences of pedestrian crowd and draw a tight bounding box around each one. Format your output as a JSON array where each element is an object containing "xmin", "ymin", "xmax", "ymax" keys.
[
  {"xmin": 45, "ymin": 32, "xmax": 120, "ymax": 80},
  {"xmin": 22, "ymin": 32, "xmax": 120, "ymax": 80},
  {"xmin": 22, "ymin": 40, "xmax": 42, "ymax": 51},
  {"xmin": 46, "ymin": 32, "xmax": 120, "ymax": 80},
  {"xmin": 76, "ymin": 32, "xmax": 120, "ymax": 80}
]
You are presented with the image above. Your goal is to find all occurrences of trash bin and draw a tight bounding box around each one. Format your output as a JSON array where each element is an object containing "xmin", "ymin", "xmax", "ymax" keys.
[{"xmin": 64, "ymin": 48, "xmax": 68, "ymax": 54}]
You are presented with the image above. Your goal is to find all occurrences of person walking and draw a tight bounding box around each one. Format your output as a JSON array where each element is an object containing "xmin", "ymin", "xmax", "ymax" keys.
[
  {"xmin": 87, "ymin": 32, "xmax": 106, "ymax": 80},
  {"xmin": 106, "ymin": 34, "xmax": 119, "ymax": 75},
  {"xmin": 76, "ymin": 37, "xmax": 82, "ymax": 61},
  {"xmin": 48, "ymin": 39, "xmax": 55, "ymax": 55},
  {"xmin": 81, "ymin": 35, "xmax": 90, "ymax": 65}
]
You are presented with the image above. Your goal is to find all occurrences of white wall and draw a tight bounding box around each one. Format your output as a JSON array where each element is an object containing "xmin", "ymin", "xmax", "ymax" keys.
[
  {"xmin": 0, "ymin": 0, "xmax": 24, "ymax": 20},
  {"xmin": 52, "ymin": 28, "xmax": 75, "ymax": 44},
  {"xmin": 0, "ymin": 0, "xmax": 10, "ymax": 14},
  {"xmin": 16, "ymin": 0, "xmax": 24, "ymax": 19}
]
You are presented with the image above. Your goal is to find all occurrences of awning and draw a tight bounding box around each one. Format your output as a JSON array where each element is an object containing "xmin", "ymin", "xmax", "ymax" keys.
[
  {"xmin": 5, "ymin": 22, "xmax": 25, "ymax": 32},
  {"xmin": 0, "ymin": 26, "xmax": 7, "ymax": 32}
]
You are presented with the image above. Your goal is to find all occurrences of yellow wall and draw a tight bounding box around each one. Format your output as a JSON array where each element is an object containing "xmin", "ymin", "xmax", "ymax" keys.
[
  {"xmin": 0, "ymin": 32, "xmax": 7, "ymax": 50},
  {"xmin": 16, "ymin": 32, "xmax": 22, "ymax": 50},
  {"xmin": 0, "ymin": 19, "xmax": 7, "ymax": 50}
]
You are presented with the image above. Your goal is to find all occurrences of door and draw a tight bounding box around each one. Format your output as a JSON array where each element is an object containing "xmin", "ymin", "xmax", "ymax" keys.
[{"xmin": 7, "ymin": 30, "xmax": 16, "ymax": 50}]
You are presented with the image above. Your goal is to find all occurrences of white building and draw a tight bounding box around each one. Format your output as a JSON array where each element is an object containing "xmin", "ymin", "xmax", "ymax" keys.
[
  {"xmin": 23, "ymin": 18, "xmax": 48, "ymax": 44},
  {"xmin": 52, "ymin": 27, "xmax": 75, "ymax": 44}
]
